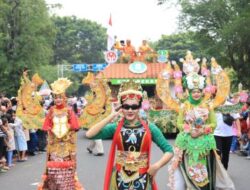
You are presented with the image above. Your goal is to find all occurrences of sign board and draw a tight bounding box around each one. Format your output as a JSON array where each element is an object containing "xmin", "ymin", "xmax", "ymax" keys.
[
  {"xmin": 129, "ymin": 61, "xmax": 147, "ymax": 74},
  {"xmin": 157, "ymin": 50, "xmax": 169, "ymax": 63},
  {"xmin": 104, "ymin": 50, "xmax": 118, "ymax": 64},
  {"xmin": 111, "ymin": 78, "xmax": 156, "ymax": 85},
  {"xmin": 92, "ymin": 63, "xmax": 108, "ymax": 72},
  {"xmin": 72, "ymin": 63, "xmax": 107, "ymax": 72},
  {"xmin": 72, "ymin": 64, "xmax": 88, "ymax": 72}
]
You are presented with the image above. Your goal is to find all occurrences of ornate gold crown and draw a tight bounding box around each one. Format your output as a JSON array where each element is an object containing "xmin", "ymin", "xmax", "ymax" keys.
[
  {"xmin": 118, "ymin": 80, "xmax": 143, "ymax": 102},
  {"xmin": 51, "ymin": 78, "xmax": 72, "ymax": 95}
]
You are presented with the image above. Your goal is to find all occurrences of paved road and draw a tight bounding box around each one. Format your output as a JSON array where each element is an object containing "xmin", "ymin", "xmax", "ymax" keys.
[{"xmin": 0, "ymin": 130, "xmax": 249, "ymax": 190}]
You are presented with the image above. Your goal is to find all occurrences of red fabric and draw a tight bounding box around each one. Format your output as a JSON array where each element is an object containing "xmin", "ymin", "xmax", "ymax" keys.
[
  {"xmin": 108, "ymin": 14, "xmax": 112, "ymax": 26},
  {"xmin": 241, "ymin": 119, "xmax": 248, "ymax": 133},
  {"xmin": 42, "ymin": 107, "xmax": 54, "ymax": 131},
  {"xmin": 104, "ymin": 118, "xmax": 124, "ymax": 190},
  {"xmin": 47, "ymin": 161, "xmax": 74, "ymax": 168},
  {"xmin": 104, "ymin": 118, "xmax": 157, "ymax": 190},
  {"xmin": 42, "ymin": 106, "xmax": 79, "ymax": 131},
  {"xmin": 140, "ymin": 119, "xmax": 158, "ymax": 190},
  {"xmin": 241, "ymin": 105, "xmax": 249, "ymax": 133},
  {"xmin": 68, "ymin": 108, "xmax": 80, "ymax": 130},
  {"xmin": 121, "ymin": 94, "xmax": 142, "ymax": 101}
]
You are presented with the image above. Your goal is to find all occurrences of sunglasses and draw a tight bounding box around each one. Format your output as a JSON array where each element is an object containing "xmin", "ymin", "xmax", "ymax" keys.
[{"xmin": 122, "ymin": 104, "xmax": 140, "ymax": 110}]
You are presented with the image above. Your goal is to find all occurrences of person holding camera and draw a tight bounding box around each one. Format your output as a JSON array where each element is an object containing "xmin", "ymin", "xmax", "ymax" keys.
[{"xmin": 214, "ymin": 100, "xmax": 241, "ymax": 170}]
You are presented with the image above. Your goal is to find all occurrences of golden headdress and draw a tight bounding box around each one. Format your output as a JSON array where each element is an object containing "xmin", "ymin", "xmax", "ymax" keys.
[
  {"xmin": 118, "ymin": 80, "xmax": 143, "ymax": 102},
  {"xmin": 51, "ymin": 78, "xmax": 72, "ymax": 95}
]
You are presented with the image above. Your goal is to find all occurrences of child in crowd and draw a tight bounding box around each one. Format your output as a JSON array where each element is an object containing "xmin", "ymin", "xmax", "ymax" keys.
[
  {"xmin": 2, "ymin": 117, "xmax": 15, "ymax": 168},
  {"xmin": 239, "ymin": 128, "xmax": 250, "ymax": 159},
  {"xmin": 9, "ymin": 111, "xmax": 27, "ymax": 161}
]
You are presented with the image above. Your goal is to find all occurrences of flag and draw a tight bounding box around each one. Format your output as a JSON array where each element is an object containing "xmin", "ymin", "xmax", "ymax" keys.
[
  {"xmin": 107, "ymin": 14, "xmax": 115, "ymax": 50},
  {"xmin": 39, "ymin": 80, "xmax": 51, "ymax": 96}
]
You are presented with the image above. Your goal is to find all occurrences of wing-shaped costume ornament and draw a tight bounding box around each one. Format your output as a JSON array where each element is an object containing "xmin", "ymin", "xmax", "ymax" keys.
[
  {"xmin": 156, "ymin": 61, "xmax": 180, "ymax": 112},
  {"xmin": 210, "ymin": 57, "xmax": 230, "ymax": 109},
  {"xmin": 16, "ymin": 73, "xmax": 45, "ymax": 129},
  {"xmin": 79, "ymin": 72, "xmax": 112, "ymax": 129}
]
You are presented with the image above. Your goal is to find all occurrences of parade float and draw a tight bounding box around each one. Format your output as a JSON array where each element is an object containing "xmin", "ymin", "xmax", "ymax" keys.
[{"xmin": 97, "ymin": 41, "xmax": 178, "ymax": 134}]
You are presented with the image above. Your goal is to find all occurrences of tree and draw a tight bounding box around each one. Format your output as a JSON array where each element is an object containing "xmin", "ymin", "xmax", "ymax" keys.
[
  {"xmin": 49, "ymin": 16, "xmax": 108, "ymax": 95},
  {"xmin": 154, "ymin": 32, "xmax": 208, "ymax": 61},
  {"xmin": 52, "ymin": 16, "xmax": 107, "ymax": 65},
  {"xmin": 158, "ymin": 0, "xmax": 250, "ymax": 88},
  {"xmin": 0, "ymin": 0, "xmax": 55, "ymax": 95}
]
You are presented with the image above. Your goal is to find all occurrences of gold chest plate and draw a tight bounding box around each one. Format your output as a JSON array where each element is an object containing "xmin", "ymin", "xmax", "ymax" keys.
[{"xmin": 52, "ymin": 115, "xmax": 69, "ymax": 138}]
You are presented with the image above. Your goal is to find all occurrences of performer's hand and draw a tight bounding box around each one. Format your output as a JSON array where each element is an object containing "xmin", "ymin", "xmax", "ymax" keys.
[
  {"xmin": 147, "ymin": 163, "xmax": 160, "ymax": 177},
  {"xmin": 111, "ymin": 105, "xmax": 122, "ymax": 120},
  {"xmin": 114, "ymin": 104, "xmax": 122, "ymax": 112}
]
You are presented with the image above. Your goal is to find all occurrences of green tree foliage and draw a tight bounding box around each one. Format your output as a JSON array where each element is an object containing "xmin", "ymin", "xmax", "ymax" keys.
[
  {"xmin": 52, "ymin": 16, "xmax": 107, "ymax": 65},
  {"xmin": 0, "ymin": 0, "xmax": 55, "ymax": 95},
  {"xmin": 49, "ymin": 16, "xmax": 107, "ymax": 96},
  {"xmin": 154, "ymin": 32, "xmax": 208, "ymax": 60},
  {"xmin": 158, "ymin": 0, "xmax": 250, "ymax": 88}
]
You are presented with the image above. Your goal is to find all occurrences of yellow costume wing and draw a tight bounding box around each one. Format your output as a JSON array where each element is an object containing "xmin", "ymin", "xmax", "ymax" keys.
[
  {"xmin": 210, "ymin": 58, "xmax": 230, "ymax": 109},
  {"xmin": 156, "ymin": 62, "xmax": 180, "ymax": 113},
  {"xmin": 16, "ymin": 73, "xmax": 45, "ymax": 129},
  {"xmin": 79, "ymin": 72, "xmax": 112, "ymax": 129}
]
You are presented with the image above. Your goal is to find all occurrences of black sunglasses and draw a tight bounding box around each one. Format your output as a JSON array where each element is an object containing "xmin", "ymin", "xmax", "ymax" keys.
[{"xmin": 122, "ymin": 104, "xmax": 140, "ymax": 110}]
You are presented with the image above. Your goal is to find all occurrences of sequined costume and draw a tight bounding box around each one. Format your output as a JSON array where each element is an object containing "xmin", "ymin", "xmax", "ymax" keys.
[
  {"xmin": 86, "ymin": 80, "xmax": 173, "ymax": 190},
  {"xmin": 173, "ymin": 101, "xmax": 217, "ymax": 189},
  {"xmin": 38, "ymin": 78, "xmax": 83, "ymax": 190},
  {"xmin": 156, "ymin": 51, "xmax": 235, "ymax": 190},
  {"xmin": 92, "ymin": 119, "xmax": 173, "ymax": 190},
  {"xmin": 37, "ymin": 105, "xmax": 83, "ymax": 190}
]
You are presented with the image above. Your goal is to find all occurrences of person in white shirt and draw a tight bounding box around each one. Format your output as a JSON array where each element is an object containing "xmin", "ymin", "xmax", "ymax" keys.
[{"xmin": 214, "ymin": 100, "xmax": 241, "ymax": 169}]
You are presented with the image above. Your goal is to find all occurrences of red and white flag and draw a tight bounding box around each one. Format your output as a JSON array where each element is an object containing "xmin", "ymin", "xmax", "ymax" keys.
[{"xmin": 107, "ymin": 14, "xmax": 115, "ymax": 50}]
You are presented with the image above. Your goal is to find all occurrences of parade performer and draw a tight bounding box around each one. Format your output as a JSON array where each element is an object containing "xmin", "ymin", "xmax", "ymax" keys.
[
  {"xmin": 156, "ymin": 51, "xmax": 235, "ymax": 190},
  {"xmin": 139, "ymin": 40, "xmax": 153, "ymax": 56},
  {"xmin": 120, "ymin": 39, "xmax": 137, "ymax": 63},
  {"xmin": 86, "ymin": 80, "xmax": 173, "ymax": 190},
  {"xmin": 38, "ymin": 78, "xmax": 83, "ymax": 190}
]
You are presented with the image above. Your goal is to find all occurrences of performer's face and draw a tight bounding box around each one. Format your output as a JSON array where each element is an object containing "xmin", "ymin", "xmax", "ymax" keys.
[
  {"xmin": 121, "ymin": 98, "xmax": 140, "ymax": 122},
  {"xmin": 54, "ymin": 94, "xmax": 64, "ymax": 106},
  {"xmin": 191, "ymin": 89, "xmax": 202, "ymax": 100}
]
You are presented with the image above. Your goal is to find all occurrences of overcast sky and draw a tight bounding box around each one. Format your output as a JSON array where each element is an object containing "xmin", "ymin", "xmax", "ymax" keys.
[{"xmin": 46, "ymin": 0, "xmax": 180, "ymax": 48}]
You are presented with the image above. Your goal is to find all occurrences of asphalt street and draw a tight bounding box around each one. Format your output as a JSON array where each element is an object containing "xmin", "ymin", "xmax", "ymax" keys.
[{"xmin": 0, "ymin": 130, "xmax": 249, "ymax": 190}]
